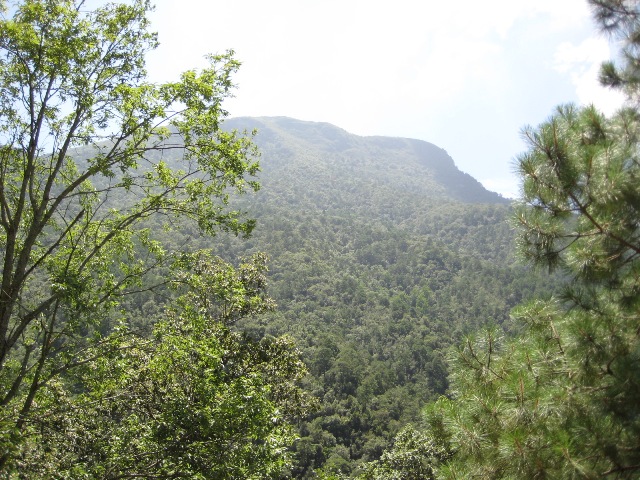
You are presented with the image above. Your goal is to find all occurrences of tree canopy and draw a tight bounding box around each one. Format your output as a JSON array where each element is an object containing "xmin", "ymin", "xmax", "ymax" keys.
[
  {"xmin": 14, "ymin": 252, "xmax": 313, "ymax": 479},
  {"xmin": 0, "ymin": 0, "xmax": 311, "ymax": 476}
]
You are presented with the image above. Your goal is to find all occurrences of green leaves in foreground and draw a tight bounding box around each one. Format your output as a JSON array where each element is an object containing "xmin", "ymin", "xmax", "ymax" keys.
[
  {"xmin": 0, "ymin": 0, "xmax": 262, "ymax": 472},
  {"xmin": 11, "ymin": 253, "xmax": 314, "ymax": 479}
]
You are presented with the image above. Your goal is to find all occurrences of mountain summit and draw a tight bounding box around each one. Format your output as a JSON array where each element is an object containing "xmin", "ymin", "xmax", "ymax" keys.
[{"xmin": 225, "ymin": 116, "xmax": 508, "ymax": 206}]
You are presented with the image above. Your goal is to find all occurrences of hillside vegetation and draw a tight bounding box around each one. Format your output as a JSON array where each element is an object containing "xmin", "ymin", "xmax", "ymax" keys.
[
  {"xmin": 135, "ymin": 116, "xmax": 559, "ymax": 477},
  {"xmin": 6, "ymin": 0, "xmax": 637, "ymax": 477}
]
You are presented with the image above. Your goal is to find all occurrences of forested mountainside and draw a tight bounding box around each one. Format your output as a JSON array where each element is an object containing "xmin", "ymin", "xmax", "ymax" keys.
[
  {"xmin": 126, "ymin": 117, "xmax": 560, "ymax": 477},
  {"xmin": 226, "ymin": 116, "xmax": 507, "ymax": 208},
  {"xmin": 6, "ymin": 1, "xmax": 640, "ymax": 478}
]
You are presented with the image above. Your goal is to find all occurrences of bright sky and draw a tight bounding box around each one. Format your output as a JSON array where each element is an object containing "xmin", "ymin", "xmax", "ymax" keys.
[{"xmin": 146, "ymin": 0, "xmax": 625, "ymax": 198}]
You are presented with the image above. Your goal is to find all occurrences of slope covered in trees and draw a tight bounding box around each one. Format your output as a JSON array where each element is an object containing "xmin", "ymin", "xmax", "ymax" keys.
[
  {"xmin": 141, "ymin": 116, "xmax": 559, "ymax": 477},
  {"xmin": 1, "ymin": 0, "xmax": 602, "ymax": 478},
  {"xmin": 366, "ymin": 1, "xmax": 640, "ymax": 479}
]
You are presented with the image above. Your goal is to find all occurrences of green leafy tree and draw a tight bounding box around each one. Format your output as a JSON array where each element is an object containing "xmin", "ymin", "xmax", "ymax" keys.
[
  {"xmin": 13, "ymin": 252, "xmax": 314, "ymax": 479},
  {"xmin": 0, "ymin": 0, "xmax": 260, "ymax": 471},
  {"xmin": 358, "ymin": 425, "xmax": 449, "ymax": 480}
]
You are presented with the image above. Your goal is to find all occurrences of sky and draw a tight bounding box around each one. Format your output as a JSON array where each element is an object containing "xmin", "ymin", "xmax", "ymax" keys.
[{"xmin": 145, "ymin": 1, "xmax": 626, "ymax": 198}]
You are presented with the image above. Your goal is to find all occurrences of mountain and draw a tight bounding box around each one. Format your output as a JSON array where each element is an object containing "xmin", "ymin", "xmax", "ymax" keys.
[
  {"xmin": 162, "ymin": 117, "xmax": 552, "ymax": 477},
  {"xmin": 128, "ymin": 117, "xmax": 556, "ymax": 477},
  {"xmin": 226, "ymin": 116, "xmax": 508, "ymax": 208}
]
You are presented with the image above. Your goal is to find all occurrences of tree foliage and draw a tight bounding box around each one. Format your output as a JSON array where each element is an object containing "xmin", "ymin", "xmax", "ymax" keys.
[
  {"xmin": 592, "ymin": 0, "xmax": 640, "ymax": 97},
  {"xmin": 203, "ymin": 117, "xmax": 556, "ymax": 477},
  {"xmin": 13, "ymin": 252, "xmax": 313, "ymax": 479},
  {"xmin": 0, "ymin": 0, "xmax": 277, "ymax": 473},
  {"xmin": 431, "ymin": 105, "xmax": 640, "ymax": 479},
  {"xmin": 358, "ymin": 425, "xmax": 449, "ymax": 480},
  {"xmin": 418, "ymin": 1, "xmax": 640, "ymax": 477}
]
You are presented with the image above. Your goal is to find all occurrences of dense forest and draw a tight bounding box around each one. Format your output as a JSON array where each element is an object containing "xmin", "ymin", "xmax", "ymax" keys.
[
  {"xmin": 196, "ymin": 117, "xmax": 560, "ymax": 476},
  {"xmin": 101, "ymin": 114, "xmax": 561, "ymax": 476},
  {"xmin": 1, "ymin": 0, "xmax": 639, "ymax": 479}
]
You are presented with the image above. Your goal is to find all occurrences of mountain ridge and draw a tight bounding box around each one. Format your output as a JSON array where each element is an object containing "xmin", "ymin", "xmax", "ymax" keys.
[
  {"xmin": 110, "ymin": 115, "xmax": 555, "ymax": 477},
  {"xmin": 224, "ymin": 116, "xmax": 509, "ymax": 206}
]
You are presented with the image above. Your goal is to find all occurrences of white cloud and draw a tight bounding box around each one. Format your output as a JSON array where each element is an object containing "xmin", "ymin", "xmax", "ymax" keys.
[{"xmin": 554, "ymin": 37, "xmax": 625, "ymax": 114}]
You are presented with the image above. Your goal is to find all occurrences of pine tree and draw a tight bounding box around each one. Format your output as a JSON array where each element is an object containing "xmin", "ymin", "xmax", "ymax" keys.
[
  {"xmin": 426, "ymin": 1, "xmax": 640, "ymax": 478},
  {"xmin": 591, "ymin": 0, "xmax": 640, "ymax": 99}
]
